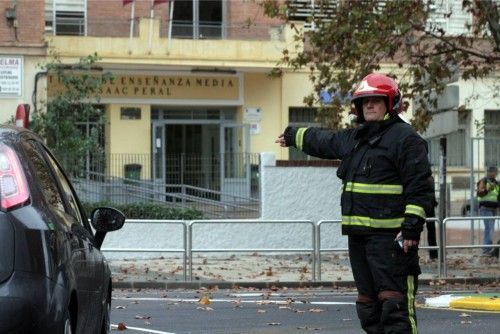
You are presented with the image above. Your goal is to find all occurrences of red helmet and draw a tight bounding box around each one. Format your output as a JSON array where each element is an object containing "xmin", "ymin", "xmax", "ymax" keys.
[{"xmin": 351, "ymin": 73, "xmax": 402, "ymax": 122}]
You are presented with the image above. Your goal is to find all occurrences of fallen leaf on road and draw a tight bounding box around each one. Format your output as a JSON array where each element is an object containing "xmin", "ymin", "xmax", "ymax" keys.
[
  {"xmin": 135, "ymin": 315, "xmax": 152, "ymax": 319},
  {"xmin": 459, "ymin": 313, "xmax": 471, "ymax": 317},
  {"xmin": 267, "ymin": 322, "xmax": 281, "ymax": 326},
  {"xmin": 199, "ymin": 295, "xmax": 211, "ymax": 305},
  {"xmin": 196, "ymin": 306, "xmax": 214, "ymax": 311},
  {"xmin": 308, "ymin": 308, "xmax": 324, "ymax": 313},
  {"xmin": 117, "ymin": 322, "xmax": 127, "ymax": 330},
  {"xmin": 256, "ymin": 300, "xmax": 272, "ymax": 305},
  {"xmin": 115, "ymin": 305, "xmax": 126, "ymax": 309}
]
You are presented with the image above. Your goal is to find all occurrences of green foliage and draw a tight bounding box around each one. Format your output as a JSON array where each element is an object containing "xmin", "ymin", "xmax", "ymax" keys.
[
  {"xmin": 31, "ymin": 52, "xmax": 114, "ymax": 175},
  {"xmin": 82, "ymin": 201, "xmax": 204, "ymax": 220},
  {"xmin": 260, "ymin": 0, "xmax": 500, "ymax": 132}
]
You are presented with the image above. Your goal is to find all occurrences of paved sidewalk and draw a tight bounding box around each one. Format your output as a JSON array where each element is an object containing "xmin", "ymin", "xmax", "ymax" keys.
[{"xmin": 109, "ymin": 250, "xmax": 499, "ymax": 290}]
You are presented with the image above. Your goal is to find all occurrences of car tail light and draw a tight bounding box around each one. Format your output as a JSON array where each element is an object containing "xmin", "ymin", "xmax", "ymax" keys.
[{"xmin": 0, "ymin": 143, "xmax": 29, "ymax": 211}]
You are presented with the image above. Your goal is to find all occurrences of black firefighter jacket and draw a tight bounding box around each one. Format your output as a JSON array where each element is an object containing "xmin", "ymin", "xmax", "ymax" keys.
[{"xmin": 283, "ymin": 118, "xmax": 434, "ymax": 240}]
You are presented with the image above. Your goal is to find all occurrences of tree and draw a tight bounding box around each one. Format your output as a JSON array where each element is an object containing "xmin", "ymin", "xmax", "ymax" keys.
[
  {"xmin": 261, "ymin": 0, "xmax": 500, "ymax": 132},
  {"xmin": 31, "ymin": 53, "xmax": 114, "ymax": 176}
]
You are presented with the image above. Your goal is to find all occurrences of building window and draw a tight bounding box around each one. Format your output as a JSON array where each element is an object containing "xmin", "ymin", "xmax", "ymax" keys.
[
  {"xmin": 121, "ymin": 107, "xmax": 141, "ymax": 120},
  {"xmin": 288, "ymin": 107, "xmax": 321, "ymax": 161},
  {"xmin": 485, "ymin": 109, "xmax": 500, "ymax": 168},
  {"xmin": 426, "ymin": 0, "xmax": 472, "ymax": 35},
  {"xmin": 45, "ymin": 0, "xmax": 86, "ymax": 36},
  {"xmin": 287, "ymin": 0, "xmax": 337, "ymax": 22},
  {"xmin": 75, "ymin": 105, "xmax": 105, "ymax": 179},
  {"xmin": 427, "ymin": 129, "xmax": 467, "ymax": 167},
  {"xmin": 172, "ymin": 0, "xmax": 223, "ymax": 39}
]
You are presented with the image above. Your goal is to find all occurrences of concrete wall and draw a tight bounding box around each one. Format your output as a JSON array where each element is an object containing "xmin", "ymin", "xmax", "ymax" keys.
[
  {"xmin": 260, "ymin": 153, "xmax": 342, "ymax": 222},
  {"xmin": 102, "ymin": 152, "xmax": 347, "ymax": 259}
]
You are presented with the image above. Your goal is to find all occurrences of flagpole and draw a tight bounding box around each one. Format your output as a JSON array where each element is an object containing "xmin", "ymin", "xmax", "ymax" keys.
[
  {"xmin": 128, "ymin": 0, "xmax": 135, "ymax": 54},
  {"xmin": 149, "ymin": 0, "xmax": 154, "ymax": 53},
  {"xmin": 168, "ymin": 0, "xmax": 174, "ymax": 50}
]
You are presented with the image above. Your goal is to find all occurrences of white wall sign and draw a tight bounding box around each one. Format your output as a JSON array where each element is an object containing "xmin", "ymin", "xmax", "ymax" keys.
[
  {"xmin": 244, "ymin": 107, "xmax": 262, "ymax": 122},
  {"xmin": 244, "ymin": 107, "xmax": 262, "ymax": 135},
  {"xmin": 0, "ymin": 56, "xmax": 23, "ymax": 97},
  {"xmin": 249, "ymin": 123, "xmax": 260, "ymax": 135}
]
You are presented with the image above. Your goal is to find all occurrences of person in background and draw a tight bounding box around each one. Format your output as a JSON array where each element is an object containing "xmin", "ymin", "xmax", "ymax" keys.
[{"xmin": 476, "ymin": 166, "xmax": 499, "ymax": 256}]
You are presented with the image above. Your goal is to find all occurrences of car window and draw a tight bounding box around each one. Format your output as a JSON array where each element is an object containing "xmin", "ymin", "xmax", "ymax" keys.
[
  {"xmin": 43, "ymin": 149, "xmax": 84, "ymax": 225},
  {"xmin": 43, "ymin": 152, "xmax": 83, "ymax": 224},
  {"xmin": 22, "ymin": 140, "xmax": 65, "ymax": 213}
]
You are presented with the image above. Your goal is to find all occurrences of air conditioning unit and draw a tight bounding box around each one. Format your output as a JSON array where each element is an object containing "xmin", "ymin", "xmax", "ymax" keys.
[{"xmin": 303, "ymin": 22, "xmax": 317, "ymax": 32}]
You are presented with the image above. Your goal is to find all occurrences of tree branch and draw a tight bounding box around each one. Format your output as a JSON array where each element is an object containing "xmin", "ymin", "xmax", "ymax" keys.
[
  {"xmin": 423, "ymin": 30, "xmax": 500, "ymax": 61},
  {"xmin": 476, "ymin": 0, "xmax": 500, "ymax": 51}
]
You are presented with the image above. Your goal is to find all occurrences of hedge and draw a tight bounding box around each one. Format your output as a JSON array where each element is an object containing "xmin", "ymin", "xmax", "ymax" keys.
[{"xmin": 81, "ymin": 201, "xmax": 204, "ymax": 220}]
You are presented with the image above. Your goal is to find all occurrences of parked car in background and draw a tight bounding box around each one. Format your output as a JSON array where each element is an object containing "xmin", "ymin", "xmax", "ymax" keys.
[{"xmin": 0, "ymin": 125, "xmax": 125, "ymax": 334}]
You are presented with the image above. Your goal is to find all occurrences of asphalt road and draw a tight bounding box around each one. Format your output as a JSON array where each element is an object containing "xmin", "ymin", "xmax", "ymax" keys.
[{"xmin": 111, "ymin": 288, "xmax": 500, "ymax": 334}]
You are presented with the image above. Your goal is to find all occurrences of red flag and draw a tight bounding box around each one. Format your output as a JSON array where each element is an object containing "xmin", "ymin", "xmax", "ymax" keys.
[
  {"xmin": 153, "ymin": 0, "xmax": 169, "ymax": 5},
  {"xmin": 123, "ymin": 0, "xmax": 133, "ymax": 5}
]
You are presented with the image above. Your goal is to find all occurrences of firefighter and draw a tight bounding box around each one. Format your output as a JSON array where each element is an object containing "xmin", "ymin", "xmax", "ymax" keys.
[
  {"xmin": 476, "ymin": 166, "xmax": 499, "ymax": 256},
  {"xmin": 276, "ymin": 73, "xmax": 434, "ymax": 334}
]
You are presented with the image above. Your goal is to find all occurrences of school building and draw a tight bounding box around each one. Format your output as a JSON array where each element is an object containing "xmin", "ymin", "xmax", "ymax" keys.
[{"xmin": 0, "ymin": 0, "xmax": 498, "ymax": 216}]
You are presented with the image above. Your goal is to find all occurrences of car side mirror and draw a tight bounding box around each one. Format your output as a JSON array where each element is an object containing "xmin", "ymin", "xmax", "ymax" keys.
[
  {"xmin": 90, "ymin": 207, "xmax": 126, "ymax": 232},
  {"xmin": 90, "ymin": 207, "xmax": 125, "ymax": 249}
]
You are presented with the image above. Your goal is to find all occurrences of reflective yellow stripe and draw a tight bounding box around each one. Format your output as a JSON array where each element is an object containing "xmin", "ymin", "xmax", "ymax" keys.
[
  {"xmin": 407, "ymin": 275, "xmax": 418, "ymax": 334},
  {"xmin": 384, "ymin": 113, "xmax": 390, "ymax": 120},
  {"xmin": 295, "ymin": 128, "xmax": 307, "ymax": 151},
  {"xmin": 342, "ymin": 215, "xmax": 403, "ymax": 228},
  {"xmin": 345, "ymin": 182, "xmax": 403, "ymax": 195},
  {"xmin": 405, "ymin": 204, "xmax": 426, "ymax": 219}
]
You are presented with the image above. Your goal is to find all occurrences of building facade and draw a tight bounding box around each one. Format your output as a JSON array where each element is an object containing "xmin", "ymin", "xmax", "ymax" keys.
[
  {"xmin": 31, "ymin": 0, "xmax": 318, "ymax": 212},
  {"xmin": 0, "ymin": 0, "xmax": 46, "ymax": 122},
  {"xmin": 1, "ymin": 0, "xmax": 498, "ymax": 216}
]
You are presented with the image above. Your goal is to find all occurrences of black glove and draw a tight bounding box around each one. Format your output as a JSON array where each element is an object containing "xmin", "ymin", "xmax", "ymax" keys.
[
  {"xmin": 283, "ymin": 126, "xmax": 297, "ymax": 147},
  {"xmin": 401, "ymin": 216, "xmax": 424, "ymax": 241}
]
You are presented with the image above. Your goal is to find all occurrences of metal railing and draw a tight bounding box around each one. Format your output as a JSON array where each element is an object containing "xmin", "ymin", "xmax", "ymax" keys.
[
  {"xmin": 317, "ymin": 218, "xmax": 442, "ymax": 281},
  {"xmin": 47, "ymin": 16, "xmax": 285, "ymax": 41},
  {"xmin": 103, "ymin": 217, "xmax": 500, "ymax": 282},
  {"xmin": 60, "ymin": 152, "xmax": 261, "ymax": 218},
  {"xmin": 188, "ymin": 220, "xmax": 316, "ymax": 281},
  {"xmin": 442, "ymin": 216, "xmax": 500, "ymax": 277},
  {"xmin": 101, "ymin": 219, "xmax": 188, "ymax": 281}
]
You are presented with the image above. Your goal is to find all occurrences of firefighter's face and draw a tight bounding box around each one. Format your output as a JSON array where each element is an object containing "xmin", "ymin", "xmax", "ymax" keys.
[{"xmin": 362, "ymin": 96, "xmax": 387, "ymax": 122}]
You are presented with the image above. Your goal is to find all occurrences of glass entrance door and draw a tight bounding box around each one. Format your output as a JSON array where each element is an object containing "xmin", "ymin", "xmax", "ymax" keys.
[
  {"xmin": 151, "ymin": 108, "xmax": 250, "ymax": 203},
  {"xmin": 220, "ymin": 124, "xmax": 250, "ymax": 201},
  {"xmin": 152, "ymin": 123, "xmax": 165, "ymax": 182}
]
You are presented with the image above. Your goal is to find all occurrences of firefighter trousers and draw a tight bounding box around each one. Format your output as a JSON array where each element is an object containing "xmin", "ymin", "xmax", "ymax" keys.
[{"xmin": 348, "ymin": 234, "xmax": 421, "ymax": 334}]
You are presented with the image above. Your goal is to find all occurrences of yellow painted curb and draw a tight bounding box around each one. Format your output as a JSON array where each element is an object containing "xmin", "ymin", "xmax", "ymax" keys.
[{"xmin": 449, "ymin": 297, "xmax": 500, "ymax": 311}]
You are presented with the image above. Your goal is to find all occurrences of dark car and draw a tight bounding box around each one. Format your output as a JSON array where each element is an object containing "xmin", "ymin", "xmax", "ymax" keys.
[{"xmin": 0, "ymin": 125, "xmax": 125, "ymax": 334}]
